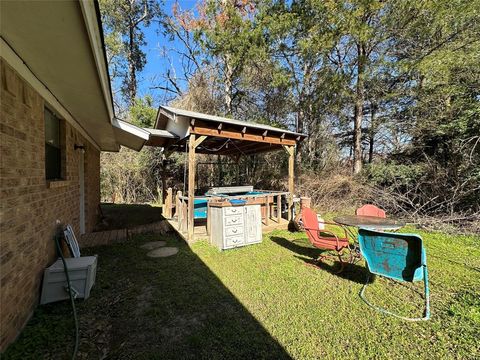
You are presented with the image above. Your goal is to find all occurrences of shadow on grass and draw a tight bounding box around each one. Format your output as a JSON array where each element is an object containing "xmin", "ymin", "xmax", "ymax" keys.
[
  {"xmin": 4, "ymin": 234, "xmax": 292, "ymax": 360},
  {"xmin": 97, "ymin": 203, "xmax": 164, "ymax": 231},
  {"xmin": 271, "ymin": 236, "xmax": 372, "ymax": 284}
]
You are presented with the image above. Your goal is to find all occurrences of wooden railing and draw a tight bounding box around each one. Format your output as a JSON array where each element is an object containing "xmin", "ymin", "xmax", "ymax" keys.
[{"xmin": 164, "ymin": 189, "xmax": 292, "ymax": 234}]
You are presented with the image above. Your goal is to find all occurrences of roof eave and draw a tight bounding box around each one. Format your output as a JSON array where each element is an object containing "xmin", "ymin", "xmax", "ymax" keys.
[
  {"xmin": 159, "ymin": 105, "xmax": 307, "ymax": 140},
  {"xmin": 112, "ymin": 118, "xmax": 150, "ymax": 151},
  {"xmin": 78, "ymin": 0, "xmax": 115, "ymax": 124}
]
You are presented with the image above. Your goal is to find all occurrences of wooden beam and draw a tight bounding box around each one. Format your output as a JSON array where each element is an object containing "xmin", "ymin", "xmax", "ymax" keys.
[
  {"xmin": 188, "ymin": 134, "xmax": 196, "ymax": 241},
  {"xmin": 282, "ymin": 144, "xmax": 295, "ymax": 156},
  {"xmin": 191, "ymin": 125, "xmax": 297, "ymax": 146},
  {"xmin": 219, "ymin": 141, "xmax": 277, "ymax": 156},
  {"xmin": 194, "ymin": 135, "xmax": 207, "ymax": 148},
  {"xmin": 195, "ymin": 147, "xmax": 277, "ymax": 156}
]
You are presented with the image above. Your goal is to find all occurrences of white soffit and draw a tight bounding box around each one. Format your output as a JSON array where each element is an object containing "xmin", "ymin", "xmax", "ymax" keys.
[
  {"xmin": 112, "ymin": 118, "xmax": 150, "ymax": 151},
  {"xmin": 0, "ymin": 1, "xmax": 118, "ymax": 151},
  {"xmin": 144, "ymin": 128, "xmax": 178, "ymax": 147}
]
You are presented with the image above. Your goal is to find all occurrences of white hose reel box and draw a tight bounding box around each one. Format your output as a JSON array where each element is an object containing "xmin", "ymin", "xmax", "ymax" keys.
[{"xmin": 40, "ymin": 256, "xmax": 97, "ymax": 305}]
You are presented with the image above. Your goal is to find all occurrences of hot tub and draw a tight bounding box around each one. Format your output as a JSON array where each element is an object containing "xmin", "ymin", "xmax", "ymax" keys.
[{"xmin": 193, "ymin": 186, "xmax": 284, "ymax": 219}]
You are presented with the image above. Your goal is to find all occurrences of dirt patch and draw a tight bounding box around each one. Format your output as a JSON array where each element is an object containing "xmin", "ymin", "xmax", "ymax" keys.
[
  {"xmin": 147, "ymin": 247, "xmax": 179, "ymax": 258},
  {"xmin": 140, "ymin": 241, "xmax": 167, "ymax": 250}
]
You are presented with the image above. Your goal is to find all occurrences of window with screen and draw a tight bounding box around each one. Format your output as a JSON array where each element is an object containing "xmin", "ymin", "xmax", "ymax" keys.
[{"xmin": 45, "ymin": 108, "xmax": 64, "ymax": 180}]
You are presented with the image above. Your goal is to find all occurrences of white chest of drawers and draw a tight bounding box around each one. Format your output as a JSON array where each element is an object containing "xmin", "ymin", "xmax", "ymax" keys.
[{"xmin": 210, "ymin": 204, "xmax": 262, "ymax": 250}]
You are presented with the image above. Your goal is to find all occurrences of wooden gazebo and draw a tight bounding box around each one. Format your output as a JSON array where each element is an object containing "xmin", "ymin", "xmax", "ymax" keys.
[{"xmin": 145, "ymin": 106, "xmax": 307, "ymax": 242}]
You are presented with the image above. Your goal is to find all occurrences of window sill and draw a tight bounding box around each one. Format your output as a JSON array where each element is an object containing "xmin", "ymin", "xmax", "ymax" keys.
[{"xmin": 47, "ymin": 180, "xmax": 70, "ymax": 189}]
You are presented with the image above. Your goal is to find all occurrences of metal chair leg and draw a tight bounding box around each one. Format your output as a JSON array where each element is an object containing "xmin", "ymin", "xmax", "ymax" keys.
[{"xmin": 359, "ymin": 271, "xmax": 430, "ymax": 321}]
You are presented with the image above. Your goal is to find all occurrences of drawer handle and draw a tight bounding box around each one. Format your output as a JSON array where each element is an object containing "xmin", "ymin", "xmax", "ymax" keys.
[
  {"xmin": 231, "ymin": 219, "xmax": 237, "ymax": 223},
  {"xmin": 232, "ymin": 229, "xmax": 237, "ymax": 233}
]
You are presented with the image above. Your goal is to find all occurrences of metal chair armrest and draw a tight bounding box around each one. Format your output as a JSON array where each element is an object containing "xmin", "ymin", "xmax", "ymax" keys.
[{"xmin": 316, "ymin": 221, "xmax": 350, "ymax": 242}]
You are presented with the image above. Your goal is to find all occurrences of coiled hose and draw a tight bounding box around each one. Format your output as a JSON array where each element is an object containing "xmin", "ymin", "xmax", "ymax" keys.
[{"xmin": 54, "ymin": 230, "xmax": 79, "ymax": 359}]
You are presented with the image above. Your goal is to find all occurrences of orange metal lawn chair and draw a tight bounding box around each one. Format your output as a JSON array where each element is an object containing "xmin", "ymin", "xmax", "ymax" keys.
[{"xmin": 301, "ymin": 207, "xmax": 357, "ymax": 272}]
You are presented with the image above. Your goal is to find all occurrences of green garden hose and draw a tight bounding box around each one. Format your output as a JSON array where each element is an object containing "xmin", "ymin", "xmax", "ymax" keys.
[{"xmin": 54, "ymin": 230, "xmax": 79, "ymax": 360}]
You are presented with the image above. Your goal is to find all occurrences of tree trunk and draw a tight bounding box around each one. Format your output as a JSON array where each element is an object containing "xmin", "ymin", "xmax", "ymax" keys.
[
  {"xmin": 295, "ymin": 107, "xmax": 304, "ymax": 170},
  {"xmin": 353, "ymin": 42, "xmax": 366, "ymax": 174},
  {"xmin": 128, "ymin": 24, "xmax": 137, "ymax": 107},
  {"xmin": 368, "ymin": 132, "xmax": 374, "ymax": 164},
  {"xmin": 368, "ymin": 102, "xmax": 376, "ymax": 164},
  {"xmin": 220, "ymin": 0, "xmax": 234, "ymax": 114},
  {"xmin": 224, "ymin": 56, "xmax": 233, "ymax": 115}
]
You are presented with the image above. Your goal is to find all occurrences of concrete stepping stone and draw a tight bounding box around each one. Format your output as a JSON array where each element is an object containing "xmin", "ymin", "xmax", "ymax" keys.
[
  {"xmin": 146, "ymin": 247, "xmax": 179, "ymax": 258},
  {"xmin": 140, "ymin": 241, "xmax": 167, "ymax": 250}
]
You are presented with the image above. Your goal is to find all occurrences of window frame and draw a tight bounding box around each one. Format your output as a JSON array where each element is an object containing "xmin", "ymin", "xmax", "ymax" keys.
[{"xmin": 44, "ymin": 107, "xmax": 66, "ymax": 181}]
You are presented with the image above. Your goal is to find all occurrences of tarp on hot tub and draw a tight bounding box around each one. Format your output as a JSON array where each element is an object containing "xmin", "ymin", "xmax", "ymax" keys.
[{"xmin": 193, "ymin": 190, "xmax": 272, "ymax": 219}]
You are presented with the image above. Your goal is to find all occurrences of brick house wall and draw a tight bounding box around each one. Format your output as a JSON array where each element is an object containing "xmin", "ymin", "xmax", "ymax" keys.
[{"xmin": 0, "ymin": 59, "xmax": 100, "ymax": 350}]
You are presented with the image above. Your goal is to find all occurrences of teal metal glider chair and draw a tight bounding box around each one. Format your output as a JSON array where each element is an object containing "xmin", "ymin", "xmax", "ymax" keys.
[{"xmin": 358, "ymin": 228, "xmax": 431, "ymax": 321}]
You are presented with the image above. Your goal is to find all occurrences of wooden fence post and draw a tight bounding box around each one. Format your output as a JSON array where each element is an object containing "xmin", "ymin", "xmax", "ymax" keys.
[
  {"xmin": 282, "ymin": 145, "xmax": 295, "ymax": 221},
  {"xmin": 175, "ymin": 190, "xmax": 181, "ymax": 218},
  {"xmin": 165, "ymin": 188, "xmax": 173, "ymax": 218},
  {"xmin": 265, "ymin": 196, "xmax": 270, "ymax": 226},
  {"xmin": 277, "ymin": 194, "xmax": 282, "ymax": 223}
]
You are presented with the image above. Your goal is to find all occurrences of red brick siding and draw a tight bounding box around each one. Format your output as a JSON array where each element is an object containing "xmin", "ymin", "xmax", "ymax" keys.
[{"xmin": 0, "ymin": 59, "xmax": 100, "ymax": 350}]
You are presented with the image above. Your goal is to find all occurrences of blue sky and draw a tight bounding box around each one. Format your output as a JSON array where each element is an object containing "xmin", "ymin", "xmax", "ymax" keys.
[{"xmin": 135, "ymin": 0, "xmax": 199, "ymax": 105}]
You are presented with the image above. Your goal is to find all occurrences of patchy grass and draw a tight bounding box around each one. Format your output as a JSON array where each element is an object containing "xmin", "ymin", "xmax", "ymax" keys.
[{"xmin": 4, "ymin": 226, "xmax": 479, "ymax": 359}]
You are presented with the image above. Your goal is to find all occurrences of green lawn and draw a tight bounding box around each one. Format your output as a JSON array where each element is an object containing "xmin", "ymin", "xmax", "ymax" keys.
[{"xmin": 4, "ymin": 225, "xmax": 479, "ymax": 359}]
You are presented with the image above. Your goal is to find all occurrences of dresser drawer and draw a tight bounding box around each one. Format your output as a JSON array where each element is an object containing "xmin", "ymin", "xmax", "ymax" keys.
[
  {"xmin": 224, "ymin": 215, "xmax": 243, "ymax": 226},
  {"xmin": 225, "ymin": 234, "xmax": 244, "ymax": 248},
  {"xmin": 225, "ymin": 226, "xmax": 243, "ymax": 237},
  {"xmin": 224, "ymin": 207, "xmax": 243, "ymax": 216}
]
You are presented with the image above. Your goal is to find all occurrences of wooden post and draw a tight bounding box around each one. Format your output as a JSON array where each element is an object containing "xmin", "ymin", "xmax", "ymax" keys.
[
  {"xmin": 283, "ymin": 145, "xmax": 295, "ymax": 221},
  {"xmin": 182, "ymin": 199, "xmax": 187, "ymax": 232},
  {"xmin": 300, "ymin": 197, "xmax": 311, "ymax": 209},
  {"xmin": 165, "ymin": 188, "xmax": 173, "ymax": 218},
  {"xmin": 188, "ymin": 134, "xmax": 196, "ymax": 241},
  {"xmin": 206, "ymin": 200, "xmax": 211, "ymax": 237},
  {"xmin": 175, "ymin": 191, "xmax": 181, "ymax": 218},
  {"xmin": 277, "ymin": 194, "xmax": 282, "ymax": 223},
  {"xmin": 265, "ymin": 196, "xmax": 270, "ymax": 226},
  {"xmin": 178, "ymin": 196, "xmax": 183, "ymax": 230},
  {"xmin": 187, "ymin": 133, "xmax": 207, "ymax": 242}
]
